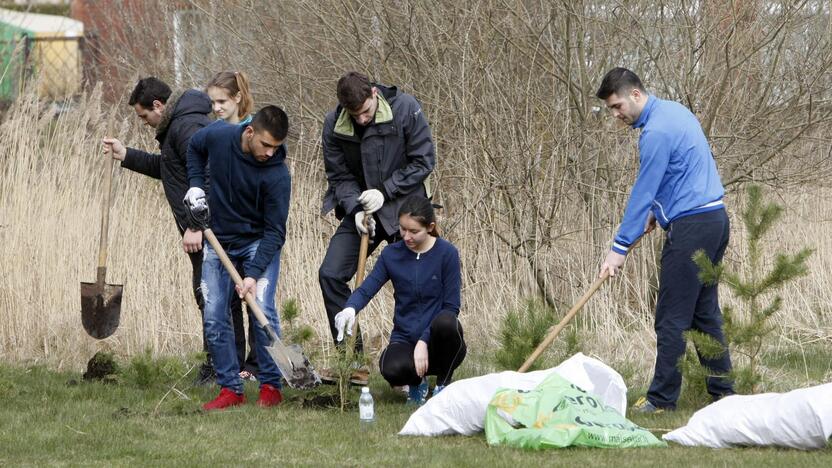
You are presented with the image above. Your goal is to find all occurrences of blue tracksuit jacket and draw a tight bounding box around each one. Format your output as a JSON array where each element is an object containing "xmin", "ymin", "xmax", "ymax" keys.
[{"xmin": 612, "ymin": 95, "xmax": 725, "ymax": 255}]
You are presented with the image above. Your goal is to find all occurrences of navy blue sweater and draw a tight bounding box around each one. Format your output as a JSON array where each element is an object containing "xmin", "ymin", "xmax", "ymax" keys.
[
  {"xmin": 345, "ymin": 238, "xmax": 461, "ymax": 345},
  {"xmin": 187, "ymin": 121, "xmax": 291, "ymax": 278}
]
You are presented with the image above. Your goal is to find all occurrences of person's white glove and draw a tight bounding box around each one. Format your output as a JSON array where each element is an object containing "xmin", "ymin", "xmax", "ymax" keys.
[
  {"xmin": 334, "ymin": 307, "xmax": 356, "ymax": 342},
  {"xmin": 184, "ymin": 187, "xmax": 207, "ymax": 212},
  {"xmin": 355, "ymin": 211, "xmax": 376, "ymax": 237},
  {"xmin": 357, "ymin": 189, "xmax": 384, "ymax": 214}
]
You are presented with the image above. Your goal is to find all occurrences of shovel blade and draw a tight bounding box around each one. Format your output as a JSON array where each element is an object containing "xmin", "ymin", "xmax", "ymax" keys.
[
  {"xmin": 264, "ymin": 342, "xmax": 321, "ymax": 390},
  {"xmin": 80, "ymin": 281, "xmax": 123, "ymax": 339}
]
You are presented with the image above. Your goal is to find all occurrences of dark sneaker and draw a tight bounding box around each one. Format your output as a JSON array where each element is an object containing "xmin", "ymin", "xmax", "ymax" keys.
[
  {"xmin": 632, "ymin": 396, "xmax": 667, "ymax": 414},
  {"xmin": 194, "ymin": 361, "xmax": 216, "ymax": 386},
  {"xmin": 256, "ymin": 383, "xmax": 283, "ymax": 407},
  {"xmin": 712, "ymin": 391, "xmax": 736, "ymax": 403},
  {"xmin": 406, "ymin": 378, "xmax": 428, "ymax": 406},
  {"xmin": 203, "ymin": 388, "xmax": 245, "ymax": 411},
  {"xmin": 432, "ymin": 384, "xmax": 447, "ymax": 397}
]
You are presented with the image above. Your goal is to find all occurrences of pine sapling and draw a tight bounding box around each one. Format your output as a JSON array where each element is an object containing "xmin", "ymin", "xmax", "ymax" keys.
[{"xmin": 690, "ymin": 185, "xmax": 813, "ymax": 393}]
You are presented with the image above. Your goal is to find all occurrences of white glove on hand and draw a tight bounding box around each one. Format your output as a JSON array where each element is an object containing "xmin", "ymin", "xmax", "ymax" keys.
[
  {"xmin": 334, "ymin": 307, "xmax": 356, "ymax": 342},
  {"xmin": 184, "ymin": 187, "xmax": 207, "ymax": 212},
  {"xmin": 355, "ymin": 211, "xmax": 376, "ymax": 237},
  {"xmin": 357, "ymin": 189, "xmax": 384, "ymax": 214}
]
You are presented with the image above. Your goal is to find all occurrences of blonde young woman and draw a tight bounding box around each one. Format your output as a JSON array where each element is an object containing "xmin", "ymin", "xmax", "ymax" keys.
[{"xmin": 204, "ymin": 70, "xmax": 257, "ymax": 380}]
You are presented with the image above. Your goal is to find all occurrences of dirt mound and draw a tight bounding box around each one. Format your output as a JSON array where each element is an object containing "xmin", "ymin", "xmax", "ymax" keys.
[{"xmin": 83, "ymin": 351, "xmax": 118, "ymax": 382}]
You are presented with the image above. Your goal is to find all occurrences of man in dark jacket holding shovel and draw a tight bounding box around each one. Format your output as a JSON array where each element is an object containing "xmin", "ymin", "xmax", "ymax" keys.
[
  {"xmin": 319, "ymin": 71, "xmax": 436, "ymax": 369},
  {"xmin": 102, "ymin": 76, "xmax": 237, "ymax": 385},
  {"xmin": 186, "ymin": 105, "xmax": 291, "ymax": 410}
]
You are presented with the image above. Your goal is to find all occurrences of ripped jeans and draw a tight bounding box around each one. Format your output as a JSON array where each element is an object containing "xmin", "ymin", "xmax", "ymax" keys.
[{"xmin": 202, "ymin": 240, "xmax": 282, "ymax": 393}]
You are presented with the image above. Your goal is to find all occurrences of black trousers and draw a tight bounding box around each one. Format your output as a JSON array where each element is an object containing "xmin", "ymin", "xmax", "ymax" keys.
[
  {"xmin": 188, "ymin": 250, "xmax": 249, "ymax": 372},
  {"xmin": 318, "ymin": 214, "xmax": 397, "ymax": 350},
  {"xmin": 378, "ymin": 312, "xmax": 467, "ymax": 387},
  {"xmin": 647, "ymin": 209, "xmax": 734, "ymax": 408}
]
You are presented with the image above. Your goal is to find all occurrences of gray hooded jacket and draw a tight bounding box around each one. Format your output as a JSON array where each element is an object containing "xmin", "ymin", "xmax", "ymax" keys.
[{"xmin": 321, "ymin": 84, "xmax": 435, "ymax": 236}]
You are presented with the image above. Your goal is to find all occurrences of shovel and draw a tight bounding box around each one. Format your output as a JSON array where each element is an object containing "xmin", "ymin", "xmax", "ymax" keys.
[
  {"xmin": 518, "ymin": 233, "xmax": 650, "ymax": 372},
  {"xmin": 319, "ymin": 215, "xmax": 371, "ymax": 386},
  {"xmin": 80, "ymin": 153, "xmax": 123, "ymax": 339},
  {"xmin": 202, "ymin": 228, "xmax": 320, "ymax": 389}
]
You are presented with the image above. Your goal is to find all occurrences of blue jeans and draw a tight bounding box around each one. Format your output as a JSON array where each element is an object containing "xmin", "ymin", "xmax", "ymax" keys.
[{"xmin": 201, "ymin": 240, "xmax": 282, "ymax": 393}]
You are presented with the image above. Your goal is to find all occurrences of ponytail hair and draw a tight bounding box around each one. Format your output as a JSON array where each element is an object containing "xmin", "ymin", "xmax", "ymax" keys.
[
  {"xmin": 206, "ymin": 70, "xmax": 254, "ymax": 119},
  {"xmin": 398, "ymin": 195, "xmax": 440, "ymax": 237}
]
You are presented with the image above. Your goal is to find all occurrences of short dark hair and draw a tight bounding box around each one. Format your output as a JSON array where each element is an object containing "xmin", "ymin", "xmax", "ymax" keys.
[
  {"xmin": 595, "ymin": 67, "xmax": 646, "ymax": 100},
  {"xmin": 128, "ymin": 77, "xmax": 172, "ymax": 108},
  {"xmin": 251, "ymin": 105, "xmax": 289, "ymax": 141},
  {"xmin": 398, "ymin": 195, "xmax": 440, "ymax": 237},
  {"xmin": 336, "ymin": 71, "xmax": 373, "ymax": 111}
]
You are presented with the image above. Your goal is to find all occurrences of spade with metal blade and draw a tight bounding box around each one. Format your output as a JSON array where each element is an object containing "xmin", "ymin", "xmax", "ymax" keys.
[
  {"xmin": 81, "ymin": 151, "xmax": 123, "ymax": 339},
  {"xmin": 202, "ymin": 228, "xmax": 321, "ymax": 389}
]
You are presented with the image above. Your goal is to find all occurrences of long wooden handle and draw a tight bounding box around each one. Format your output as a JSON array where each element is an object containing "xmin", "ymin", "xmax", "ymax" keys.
[
  {"xmin": 517, "ymin": 234, "xmax": 650, "ymax": 372},
  {"xmin": 517, "ymin": 271, "xmax": 609, "ymax": 372},
  {"xmin": 355, "ymin": 232, "xmax": 370, "ymax": 286},
  {"xmin": 96, "ymin": 155, "xmax": 115, "ymax": 273},
  {"xmin": 203, "ymin": 229, "xmax": 269, "ymax": 329},
  {"xmin": 344, "ymin": 215, "xmax": 371, "ymax": 356}
]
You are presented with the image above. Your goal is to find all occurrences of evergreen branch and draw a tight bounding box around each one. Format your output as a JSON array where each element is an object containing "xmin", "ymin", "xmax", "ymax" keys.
[
  {"xmin": 758, "ymin": 248, "xmax": 814, "ymax": 291},
  {"xmin": 692, "ymin": 249, "xmax": 723, "ymax": 286},
  {"xmin": 759, "ymin": 296, "xmax": 782, "ymax": 318}
]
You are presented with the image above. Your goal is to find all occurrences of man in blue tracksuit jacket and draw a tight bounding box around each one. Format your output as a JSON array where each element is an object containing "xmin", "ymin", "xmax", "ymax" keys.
[
  {"xmin": 185, "ymin": 105, "xmax": 291, "ymax": 411},
  {"xmin": 596, "ymin": 68, "xmax": 734, "ymax": 412}
]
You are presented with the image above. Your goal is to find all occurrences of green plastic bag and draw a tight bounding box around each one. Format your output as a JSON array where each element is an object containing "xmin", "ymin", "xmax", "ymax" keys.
[{"xmin": 485, "ymin": 372, "xmax": 667, "ymax": 449}]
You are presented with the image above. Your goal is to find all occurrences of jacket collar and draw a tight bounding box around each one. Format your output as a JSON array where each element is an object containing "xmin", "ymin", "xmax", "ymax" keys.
[
  {"xmin": 155, "ymin": 88, "xmax": 184, "ymax": 139},
  {"xmin": 632, "ymin": 94, "xmax": 656, "ymax": 129},
  {"xmin": 334, "ymin": 91, "xmax": 393, "ymax": 137}
]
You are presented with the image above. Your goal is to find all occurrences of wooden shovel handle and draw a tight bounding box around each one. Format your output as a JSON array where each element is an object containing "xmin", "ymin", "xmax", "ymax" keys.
[
  {"xmin": 96, "ymin": 154, "xmax": 115, "ymax": 272},
  {"xmin": 517, "ymin": 233, "xmax": 650, "ymax": 372},
  {"xmin": 355, "ymin": 231, "xmax": 370, "ymax": 286},
  {"xmin": 345, "ymin": 214, "xmax": 371, "ymax": 358},
  {"xmin": 517, "ymin": 271, "xmax": 609, "ymax": 372},
  {"xmin": 203, "ymin": 229, "xmax": 270, "ymax": 329}
]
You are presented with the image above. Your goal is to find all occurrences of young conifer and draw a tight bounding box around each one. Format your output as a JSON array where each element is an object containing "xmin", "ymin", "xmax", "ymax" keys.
[{"xmin": 685, "ymin": 185, "xmax": 813, "ymax": 395}]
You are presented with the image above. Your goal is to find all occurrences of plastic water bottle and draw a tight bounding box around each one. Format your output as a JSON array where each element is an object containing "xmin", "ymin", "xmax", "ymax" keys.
[{"xmin": 359, "ymin": 386, "xmax": 375, "ymax": 427}]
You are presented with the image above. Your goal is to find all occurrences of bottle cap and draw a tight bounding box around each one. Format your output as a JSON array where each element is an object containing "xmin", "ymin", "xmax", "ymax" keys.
[{"xmin": 361, "ymin": 386, "xmax": 370, "ymax": 393}]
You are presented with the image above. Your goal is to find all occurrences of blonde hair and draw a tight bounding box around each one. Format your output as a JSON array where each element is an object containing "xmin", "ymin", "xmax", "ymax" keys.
[{"xmin": 206, "ymin": 70, "xmax": 254, "ymax": 119}]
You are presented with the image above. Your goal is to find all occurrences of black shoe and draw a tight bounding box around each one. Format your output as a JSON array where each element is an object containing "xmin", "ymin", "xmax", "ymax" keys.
[
  {"xmin": 711, "ymin": 391, "xmax": 736, "ymax": 403},
  {"xmin": 194, "ymin": 361, "xmax": 216, "ymax": 386}
]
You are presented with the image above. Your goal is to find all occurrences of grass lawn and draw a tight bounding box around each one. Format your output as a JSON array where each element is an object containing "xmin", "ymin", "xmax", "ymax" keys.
[{"xmin": 0, "ymin": 358, "xmax": 830, "ymax": 467}]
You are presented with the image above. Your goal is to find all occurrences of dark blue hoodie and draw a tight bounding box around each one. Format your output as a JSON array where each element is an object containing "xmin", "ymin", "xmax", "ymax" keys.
[{"xmin": 187, "ymin": 121, "xmax": 291, "ymax": 278}]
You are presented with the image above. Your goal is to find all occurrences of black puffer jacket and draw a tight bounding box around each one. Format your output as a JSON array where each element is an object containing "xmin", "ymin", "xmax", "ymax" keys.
[
  {"xmin": 321, "ymin": 84, "xmax": 435, "ymax": 236},
  {"xmin": 121, "ymin": 89, "xmax": 212, "ymax": 233}
]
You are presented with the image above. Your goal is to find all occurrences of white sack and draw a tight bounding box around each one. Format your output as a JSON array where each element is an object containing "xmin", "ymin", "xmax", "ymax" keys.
[
  {"xmin": 663, "ymin": 382, "xmax": 832, "ymax": 449},
  {"xmin": 398, "ymin": 352, "xmax": 627, "ymax": 436}
]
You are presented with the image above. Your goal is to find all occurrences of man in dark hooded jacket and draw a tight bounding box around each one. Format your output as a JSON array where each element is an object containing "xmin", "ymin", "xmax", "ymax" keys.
[
  {"xmin": 102, "ymin": 76, "xmax": 233, "ymax": 384},
  {"xmin": 319, "ymin": 71, "xmax": 436, "ymax": 364}
]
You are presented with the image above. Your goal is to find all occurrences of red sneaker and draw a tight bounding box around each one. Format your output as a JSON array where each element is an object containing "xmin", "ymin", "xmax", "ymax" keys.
[
  {"xmin": 203, "ymin": 388, "xmax": 245, "ymax": 411},
  {"xmin": 256, "ymin": 383, "xmax": 283, "ymax": 407}
]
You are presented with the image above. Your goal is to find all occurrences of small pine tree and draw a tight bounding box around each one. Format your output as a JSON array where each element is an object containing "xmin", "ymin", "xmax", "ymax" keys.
[
  {"xmin": 688, "ymin": 184, "xmax": 813, "ymax": 394},
  {"xmin": 494, "ymin": 298, "xmax": 581, "ymax": 371},
  {"xmin": 281, "ymin": 298, "xmax": 315, "ymax": 345}
]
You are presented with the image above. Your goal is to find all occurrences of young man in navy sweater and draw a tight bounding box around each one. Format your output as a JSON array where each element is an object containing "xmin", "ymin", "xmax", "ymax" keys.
[
  {"xmin": 185, "ymin": 106, "xmax": 291, "ymax": 410},
  {"xmin": 596, "ymin": 68, "xmax": 734, "ymax": 413}
]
